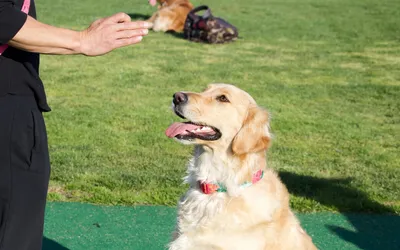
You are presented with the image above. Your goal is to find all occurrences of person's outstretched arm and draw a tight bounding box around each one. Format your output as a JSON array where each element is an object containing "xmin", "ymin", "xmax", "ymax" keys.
[
  {"xmin": 0, "ymin": 0, "xmax": 150, "ymax": 57},
  {"xmin": 8, "ymin": 13, "xmax": 151, "ymax": 56},
  {"xmin": 8, "ymin": 13, "xmax": 150, "ymax": 56}
]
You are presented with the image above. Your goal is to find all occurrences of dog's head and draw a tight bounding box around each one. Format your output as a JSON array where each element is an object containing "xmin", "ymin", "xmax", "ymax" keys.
[{"xmin": 166, "ymin": 84, "xmax": 271, "ymax": 155}]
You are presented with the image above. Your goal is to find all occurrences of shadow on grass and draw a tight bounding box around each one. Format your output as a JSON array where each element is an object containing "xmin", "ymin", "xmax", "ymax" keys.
[
  {"xmin": 42, "ymin": 237, "xmax": 69, "ymax": 250},
  {"xmin": 128, "ymin": 13, "xmax": 151, "ymax": 20},
  {"xmin": 279, "ymin": 171, "xmax": 400, "ymax": 250},
  {"xmin": 165, "ymin": 30, "xmax": 185, "ymax": 39}
]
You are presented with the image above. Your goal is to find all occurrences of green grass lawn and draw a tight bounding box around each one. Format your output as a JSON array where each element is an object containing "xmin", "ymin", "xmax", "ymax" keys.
[{"xmin": 37, "ymin": 0, "xmax": 400, "ymax": 214}]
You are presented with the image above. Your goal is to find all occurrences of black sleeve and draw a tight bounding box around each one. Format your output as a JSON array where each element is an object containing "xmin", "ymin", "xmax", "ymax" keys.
[{"xmin": 0, "ymin": 0, "xmax": 27, "ymax": 45}]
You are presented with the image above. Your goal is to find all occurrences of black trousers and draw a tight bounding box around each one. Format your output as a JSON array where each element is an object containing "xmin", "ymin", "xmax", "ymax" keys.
[{"xmin": 0, "ymin": 95, "xmax": 50, "ymax": 250}]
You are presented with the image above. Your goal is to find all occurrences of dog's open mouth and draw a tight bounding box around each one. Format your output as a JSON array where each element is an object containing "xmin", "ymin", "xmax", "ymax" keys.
[{"xmin": 165, "ymin": 121, "xmax": 221, "ymax": 141}]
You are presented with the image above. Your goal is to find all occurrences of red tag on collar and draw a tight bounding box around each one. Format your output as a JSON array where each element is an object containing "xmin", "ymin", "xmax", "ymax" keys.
[{"xmin": 199, "ymin": 182, "xmax": 220, "ymax": 194}]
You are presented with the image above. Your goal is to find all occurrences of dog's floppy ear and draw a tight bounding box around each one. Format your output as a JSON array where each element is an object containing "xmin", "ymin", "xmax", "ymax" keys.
[{"xmin": 232, "ymin": 106, "xmax": 271, "ymax": 155}]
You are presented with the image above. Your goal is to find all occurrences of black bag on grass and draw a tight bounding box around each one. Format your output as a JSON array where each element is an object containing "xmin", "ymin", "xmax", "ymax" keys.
[{"xmin": 183, "ymin": 5, "xmax": 238, "ymax": 44}]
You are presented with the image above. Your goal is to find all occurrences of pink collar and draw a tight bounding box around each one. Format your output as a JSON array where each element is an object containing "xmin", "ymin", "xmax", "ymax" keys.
[{"xmin": 199, "ymin": 170, "xmax": 264, "ymax": 195}]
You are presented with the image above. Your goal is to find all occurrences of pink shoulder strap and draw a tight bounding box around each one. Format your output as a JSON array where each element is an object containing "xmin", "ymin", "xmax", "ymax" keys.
[{"xmin": 0, "ymin": 0, "xmax": 31, "ymax": 55}]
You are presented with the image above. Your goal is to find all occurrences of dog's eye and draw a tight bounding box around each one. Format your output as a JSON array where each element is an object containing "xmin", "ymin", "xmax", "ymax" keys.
[{"xmin": 216, "ymin": 95, "xmax": 230, "ymax": 103}]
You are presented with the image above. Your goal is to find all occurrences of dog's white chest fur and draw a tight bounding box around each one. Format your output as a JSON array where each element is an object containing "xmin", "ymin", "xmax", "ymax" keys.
[{"xmin": 168, "ymin": 147, "xmax": 283, "ymax": 250}]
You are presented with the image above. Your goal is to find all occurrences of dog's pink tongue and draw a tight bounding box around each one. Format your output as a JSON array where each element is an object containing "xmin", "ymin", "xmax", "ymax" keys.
[
  {"xmin": 149, "ymin": 0, "xmax": 157, "ymax": 6},
  {"xmin": 165, "ymin": 122, "xmax": 200, "ymax": 138}
]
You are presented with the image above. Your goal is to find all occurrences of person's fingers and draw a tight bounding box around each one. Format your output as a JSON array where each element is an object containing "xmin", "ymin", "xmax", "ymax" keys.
[
  {"xmin": 106, "ymin": 12, "xmax": 131, "ymax": 24},
  {"xmin": 114, "ymin": 21, "xmax": 153, "ymax": 31},
  {"xmin": 114, "ymin": 36, "xmax": 143, "ymax": 48},
  {"xmin": 116, "ymin": 29, "xmax": 149, "ymax": 39}
]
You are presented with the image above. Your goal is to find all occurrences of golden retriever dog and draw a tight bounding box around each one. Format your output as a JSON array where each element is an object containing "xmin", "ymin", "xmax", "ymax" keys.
[
  {"xmin": 147, "ymin": 0, "xmax": 194, "ymax": 32},
  {"xmin": 165, "ymin": 84, "xmax": 317, "ymax": 250}
]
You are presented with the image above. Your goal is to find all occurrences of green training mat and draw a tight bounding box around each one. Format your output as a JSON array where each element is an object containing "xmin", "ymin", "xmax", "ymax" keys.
[{"xmin": 43, "ymin": 202, "xmax": 400, "ymax": 250}]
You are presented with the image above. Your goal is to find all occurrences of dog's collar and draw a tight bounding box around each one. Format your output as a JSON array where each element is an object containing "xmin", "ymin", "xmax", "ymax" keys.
[{"xmin": 199, "ymin": 170, "xmax": 264, "ymax": 195}]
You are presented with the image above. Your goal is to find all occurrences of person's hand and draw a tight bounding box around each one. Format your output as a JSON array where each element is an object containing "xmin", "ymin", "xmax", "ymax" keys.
[{"xmin": 79, "ymin": 12, "xmax": 152, "ymax": 56}]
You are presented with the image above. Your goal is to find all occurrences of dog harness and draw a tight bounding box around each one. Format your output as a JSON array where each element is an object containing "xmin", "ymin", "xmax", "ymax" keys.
[
  {"xmin": 199, "ymin": 169, "xmax": 264, "ymax": 195},
  {"xmin": 184, "ymin": 5, "xmax": 238, "ymax": 44},
  {"xmin": 0, "ymin": 0, "xmax": 31, "ymax": 55}
]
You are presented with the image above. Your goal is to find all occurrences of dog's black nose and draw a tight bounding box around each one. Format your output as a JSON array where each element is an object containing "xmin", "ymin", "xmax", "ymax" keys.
[{"xmin": 173, "ymin": 92, "xmax": 188, "ymax": 105}]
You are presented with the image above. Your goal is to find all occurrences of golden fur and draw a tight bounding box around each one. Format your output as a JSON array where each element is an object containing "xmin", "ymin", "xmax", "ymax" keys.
[
  {"xmin": 168, "ymin": 84, "xmax": 317, "ymax": 250},
  {"xmin": 147, "ymin": 0, "xmax": 194, "ymax": 32}
]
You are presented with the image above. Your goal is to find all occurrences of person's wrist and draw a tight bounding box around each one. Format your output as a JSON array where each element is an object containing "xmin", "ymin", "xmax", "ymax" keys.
[{"xmin": 74, "ymin": 30, "xmax": 87, "ymax": 55}]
